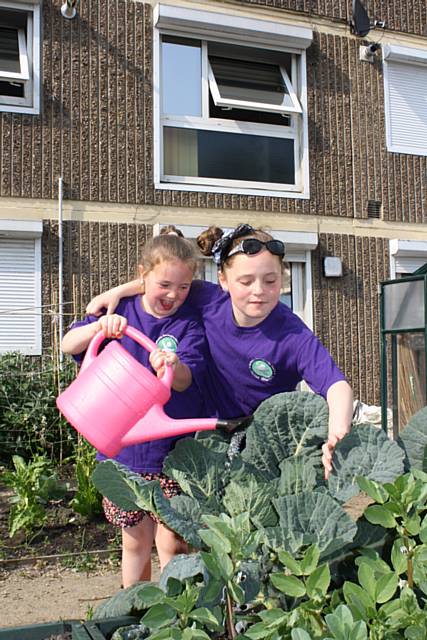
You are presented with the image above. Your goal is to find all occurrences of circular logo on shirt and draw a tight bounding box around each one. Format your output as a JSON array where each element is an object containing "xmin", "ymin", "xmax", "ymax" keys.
[
  {"xmin": 249, "ymin": 358, "xmax": 275, "ymax": 381},
  {"xmin": 156, "ymin": 335, "xmax": 178, "ymax": 352}
]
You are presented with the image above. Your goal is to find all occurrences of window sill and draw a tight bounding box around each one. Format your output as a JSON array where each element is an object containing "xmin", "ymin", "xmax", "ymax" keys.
[
  {"xmin": 155, "ymin": 181, "xmax": 310, "ymax": 199},
  {"xmin": 0, "ymin": 103, "xmax": 40, "ymax": 115}
]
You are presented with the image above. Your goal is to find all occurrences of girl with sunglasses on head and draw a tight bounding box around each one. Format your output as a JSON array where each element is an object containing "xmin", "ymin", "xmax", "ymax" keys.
[{"xmin": 86, "ymin": 224, "xmax": 353, "ymax": 478}]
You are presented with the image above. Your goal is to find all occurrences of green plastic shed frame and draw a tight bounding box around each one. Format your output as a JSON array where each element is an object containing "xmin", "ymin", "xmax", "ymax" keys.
[{"xmin": 380, "ymin": 263, "xmax": 427, "ymax": 437}]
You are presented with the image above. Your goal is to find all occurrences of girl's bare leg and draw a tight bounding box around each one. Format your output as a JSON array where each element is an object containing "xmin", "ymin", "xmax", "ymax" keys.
[
  {"xmin": 121, "ymin": 517, "xmax": 155, "ymax": 587},
  {"xmin": 155, "ymin": 523, "xmax": 189, "ymax": 572}
]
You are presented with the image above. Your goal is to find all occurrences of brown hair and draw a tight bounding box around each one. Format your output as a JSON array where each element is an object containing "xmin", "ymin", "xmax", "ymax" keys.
[
  {"xmin": 197, "ymin": 226, "xmax": 223, "ymax": 256},
  {"xmin": 159, "ymin": 224, "xmax": 184, "ymax": 238},
  {"xmin": 197, "ymin": 225, "xmax": 279, "ymax": 270},
  {"xmin": 139, "ymin": 234, "xmax": 199, "ymax": 274}
]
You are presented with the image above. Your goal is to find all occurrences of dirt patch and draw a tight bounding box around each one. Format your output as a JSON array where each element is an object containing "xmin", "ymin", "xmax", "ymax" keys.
[{"xmin": 0, "ymin": 476, "xmax": 160, "ymax": 629}]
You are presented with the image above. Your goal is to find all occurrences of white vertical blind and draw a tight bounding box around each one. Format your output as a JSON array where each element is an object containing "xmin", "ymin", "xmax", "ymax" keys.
[
  {"xmin": 394, "ymin": 256, "xmax": 427, "ymax": 275},
  {"xmin": 0, "ymin": 237, "xmax": 41, "ymax": 354},
  {"xmin": 384, "ymin": 51, "xmax": 427, "ymax": 156}
]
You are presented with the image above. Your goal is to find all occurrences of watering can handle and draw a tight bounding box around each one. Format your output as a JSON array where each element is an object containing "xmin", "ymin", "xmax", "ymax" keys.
[{"xmin": 80, "ymin": 325, "xmax": 174, "ymax": 390}]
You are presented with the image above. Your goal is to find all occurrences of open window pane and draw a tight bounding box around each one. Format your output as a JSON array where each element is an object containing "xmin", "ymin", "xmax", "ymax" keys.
[
  {"xmin": 210, "ymin": 56, "xmax": 285, "ymax": 105},
  {"xmin": 0, "ymin": 5, "xmax": 39, "ymax": 113},
  {"xmin": 164, "ymin": 127, "xmax": 295, "ymax": 185},
  {"xmin": 208, "ymin": 42, "xmax": 301, "ymax": 114},
  {"xmin": 209, "ymin": 93, "xmax": 292, "ymax": 126},
  {"xmin": 161, "ymin": 36, "xmax": 202, "ymax": 117},
  {"xmin": 0, "ymin": 28, "xmax": 20, "ymax": 74}
]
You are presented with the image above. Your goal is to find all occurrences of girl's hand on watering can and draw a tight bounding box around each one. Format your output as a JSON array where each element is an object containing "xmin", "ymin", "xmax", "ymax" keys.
[
  {"xmin": 149, "ymin": 349, "xmax": 178, "ymax": 378},
  {"xmin": 97, "ymin": 314, "xmax": 128, "ymax": 339}
]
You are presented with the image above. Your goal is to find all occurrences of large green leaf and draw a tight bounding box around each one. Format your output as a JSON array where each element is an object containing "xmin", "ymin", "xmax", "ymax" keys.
[
  {"xmin": 92, "ymin": 460, "xmax": 160, "ymax": 512},
  {"xmin": 153, "ymin": 492, "xmax": 204, "ymax": 548},
  {"xmin": 328, "ymin": 425, "xmax": 405, "ymax": 502},
  {"xmin": 159, "ymin": 553, "xmax": 207, "ymax": 591},
  {"xmin": 399, "ymin": 405, "xmax": 427, "ymax": 471},
  {"xmin": 278, "ymin": 457, "xmax": 319, "ymax": 495},
  {"xmin": 194, "ymin": 430, "xmax": 232, "ymax": 454},
  {"xmin": 223, "ymin": 475, "xmax": 278, "ymax": 527},
  {"xmin": 94, "ymin": 582, "xmax": 159, "ymax": 618},
  {"xmin": 242, "ymin": 392, "xmax": 329, "ymax": 478},
  {"xmin": 270, "ymin": 491, "xmax": 358, "ymax": 555},
  {"xmin": 163, "ymin": 439, "xmax": 228, "ymax": 503}
]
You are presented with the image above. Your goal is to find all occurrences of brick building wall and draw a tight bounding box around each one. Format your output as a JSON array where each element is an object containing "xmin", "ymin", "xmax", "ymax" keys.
[
  {"xmin": 1, "ymin": 0, "xmax": 426, "ymax": 403},
  {"xmin": 0, "ymin": 1, "xmax": 425, "ymax": 221}
]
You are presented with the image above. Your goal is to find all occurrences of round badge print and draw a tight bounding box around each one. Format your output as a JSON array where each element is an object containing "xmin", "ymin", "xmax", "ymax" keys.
[
  {"xmin": 249, "ymin": 358, "xmax": 275, "ymax": 381},
  {"xmin": 156, "ymin": 335, "xmax": 178, "ymax": 352}
]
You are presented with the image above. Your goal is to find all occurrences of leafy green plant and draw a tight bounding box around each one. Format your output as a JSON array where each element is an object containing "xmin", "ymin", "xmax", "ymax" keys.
[
  {"xmin": 0, "ymin": 351, "xmax": 76, "ymax": 465},
  {"xmin": 91, "ymin": 393, "xmax": 427, "ymax": 639},
  {"xmin": 69, "ymin": 438, "xmax": 103, "ymax": 519},
  {"xmin": 3, "ymin": 454, "xmax": 68, "ymax": 537},
  {"xmin": 93, "ymin": 392, "xmax": 404, "ymax": 558}
]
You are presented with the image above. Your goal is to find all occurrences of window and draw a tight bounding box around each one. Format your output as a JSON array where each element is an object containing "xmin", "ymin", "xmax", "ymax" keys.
[
  {"xmin": 383, "ymin": 45, "xmax": 427, "ymax": 156},
  {"xmin": 0, "ymin": 220, "xmax": 42, "ymax": 355},
  {"xmin": 154, "ymin": 5, "xmax": 312, "ymax": 197},
  {"xmin": 0, "ymin": 2, "xmax": 40, "ymax": 114}
]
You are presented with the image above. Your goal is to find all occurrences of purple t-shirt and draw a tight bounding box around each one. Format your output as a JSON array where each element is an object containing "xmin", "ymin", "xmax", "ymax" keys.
[
  {"xmin": 72, "ymin": 295, "xmax": 208, "ymax": 473},
  {"xmin": 187, "ymin": 281, "xmax": 346, "ymax": 419}
]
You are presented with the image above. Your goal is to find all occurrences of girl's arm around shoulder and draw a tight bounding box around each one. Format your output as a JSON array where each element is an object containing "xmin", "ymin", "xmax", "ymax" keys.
[
  {"xmin": 86, "ymin": 280, "xmax": 142, "ymax": 316},
  {"xmin": 85, "ymin": 279, "xmax": 223, "ymax": 317}
]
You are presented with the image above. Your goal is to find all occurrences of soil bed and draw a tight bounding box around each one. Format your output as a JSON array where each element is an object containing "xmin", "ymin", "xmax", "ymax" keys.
[{"xmin": 0, "ymin": 468, "xmax": 123, "ymax": 627}]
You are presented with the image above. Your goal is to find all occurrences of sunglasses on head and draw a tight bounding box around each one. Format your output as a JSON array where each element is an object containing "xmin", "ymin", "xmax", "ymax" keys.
[{"xmin": 226, "ymin": 238, "xmax": 285, "ymax": 260}]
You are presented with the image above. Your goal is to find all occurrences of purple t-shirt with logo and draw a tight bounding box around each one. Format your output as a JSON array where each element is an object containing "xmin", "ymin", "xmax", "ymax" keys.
[
  {"xmin": 72, "ymin": 295, "xmax": 208, "ymax": 473},
  {"xmin": 187, "ymin": 281, "xmax": 346, "ymax": 419}
]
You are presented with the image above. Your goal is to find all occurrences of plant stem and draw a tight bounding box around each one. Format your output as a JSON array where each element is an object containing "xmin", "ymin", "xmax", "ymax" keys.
[
  {"xmin": 404, "ymin": 535, "xmax": 414, "ymax": 588},
  {"xmin": 225, "ymin": 589, "xmax": 236, "ymax": 639}
]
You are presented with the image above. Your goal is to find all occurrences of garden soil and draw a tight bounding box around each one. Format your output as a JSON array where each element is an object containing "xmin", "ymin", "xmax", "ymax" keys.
[{"xmin": 0, "ymin": 480, "xmax": 160, "ymax": 628}]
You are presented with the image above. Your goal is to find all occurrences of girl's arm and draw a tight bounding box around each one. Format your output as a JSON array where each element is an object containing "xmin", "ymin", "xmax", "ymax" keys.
[
  {"xmin": 61, "ymin": 314, "xmax": 128, "ymax": 355},
  {"xmin": 322, "ymin": 380, "xmax": 354, "ymax": 478},
  {"xmin": 86, "ymin": 280, "xmax": 141, "ymax": 315},
  {"xmin": 149, "ymin": 349, "xmax": 192, "ymax": 392}
]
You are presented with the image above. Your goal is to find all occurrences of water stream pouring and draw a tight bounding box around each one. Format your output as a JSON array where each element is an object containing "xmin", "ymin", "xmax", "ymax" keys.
[{"xmin": 57, "ymin": 326, "xmax": 250, "ymax": 457}]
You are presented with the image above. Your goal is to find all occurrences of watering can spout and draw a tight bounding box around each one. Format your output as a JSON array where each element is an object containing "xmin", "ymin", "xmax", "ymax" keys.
[
  {"xmin": 216, "ymin": 415, "xmax": 253, "ymax": 433},
  {"xmin": 120, "ymin": 404, "xmax": 253, "ymax": 450}
]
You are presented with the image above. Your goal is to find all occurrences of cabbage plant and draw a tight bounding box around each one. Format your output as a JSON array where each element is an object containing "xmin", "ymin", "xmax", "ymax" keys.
[
  {"xmin": 93, "ymin": 391, "xmax": 410, "ymax": 557},
  {"xmin": 92, "ymin": 393, "xmax": 427, "ymax": 640}
]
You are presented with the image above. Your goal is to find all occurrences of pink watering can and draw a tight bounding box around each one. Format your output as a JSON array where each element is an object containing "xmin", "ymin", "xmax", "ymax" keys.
[{"xmin": 57, "ymin": 325, "xmax": 250, "ymax": 457}]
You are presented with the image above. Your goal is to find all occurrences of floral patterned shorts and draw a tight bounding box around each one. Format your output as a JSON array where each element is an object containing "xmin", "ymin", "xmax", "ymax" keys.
[{"xmin": 102, "ymin": 473, "xmax": 180, "ymax": 528}]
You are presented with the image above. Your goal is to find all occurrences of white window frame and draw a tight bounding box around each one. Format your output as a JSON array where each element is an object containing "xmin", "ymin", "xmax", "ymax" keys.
[
  {"xmin": 153, "ymin": 4, "xmax": 311, "ymax": 199},
  {"xmin": 0, "ymin": 219, "xmax": 42, "ymax": 355},
  {"xmin": 153, "ymin": 223, "xmax": 317, "ymax": 329},
  {"xmin": 0, "ymin": 0, "xmax": 40, "ymax": 114},
  {"xmin": 389, "ymin": 239, "xmax": 427, "ymax": 278},
  {"xmin": 208, "ymin": 55, "xmax": 302, "ymax": 114},
  {"xmin": 382, "ymin": 44, "xmax": 427, "ymax": 157},
  {"xmin": 0, "ymin": 27, "xmax": 29, "ymax": 81}
]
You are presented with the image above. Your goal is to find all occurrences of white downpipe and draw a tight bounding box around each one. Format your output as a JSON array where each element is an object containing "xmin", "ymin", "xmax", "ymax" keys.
[{"xmin": 58, "ymin": 177, "xmax": 64, "ymax": 366}]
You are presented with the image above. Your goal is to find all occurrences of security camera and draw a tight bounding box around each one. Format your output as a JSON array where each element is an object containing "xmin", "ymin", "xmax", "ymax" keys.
[
  {"xmin": 367, "ymin": 43, "xmax": 381, "ymax": 53},
  {"xmin": 61, "ymin": 1, "xmax": 77, "ymax": 18},
  {"xmin": 359, "ymin": 43, "xmax": 380, "ymax": 63}
]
